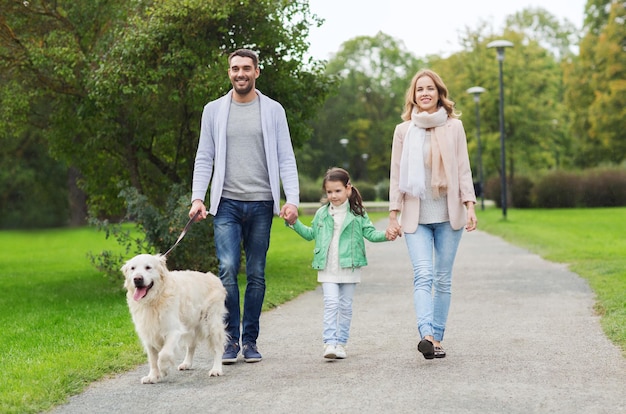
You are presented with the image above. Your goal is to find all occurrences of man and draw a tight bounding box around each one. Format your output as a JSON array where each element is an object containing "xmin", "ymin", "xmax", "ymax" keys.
[{"xmin": 189, "ymin": 49, "xmax": 299, "ymax": 364}]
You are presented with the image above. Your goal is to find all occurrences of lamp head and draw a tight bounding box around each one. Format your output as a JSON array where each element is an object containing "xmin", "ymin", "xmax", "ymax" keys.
[
  {"xmin": 487, "ymin": 40, "xmax": 514, "ymax": 61},
  {"xmin": 466, "ymin": 86, "xmax": 486, "ymax": 102}
]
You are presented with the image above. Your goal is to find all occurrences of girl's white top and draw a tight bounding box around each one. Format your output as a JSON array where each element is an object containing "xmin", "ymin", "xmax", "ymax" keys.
[{"xmin": 318, "ymin": 200, "xmax": 362, "ymax": 284}]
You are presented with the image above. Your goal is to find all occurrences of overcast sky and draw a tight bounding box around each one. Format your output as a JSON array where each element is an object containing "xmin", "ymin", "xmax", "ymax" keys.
[{"xmin": 306, "ymin": 0, "xmax": 587, "ymax": 60}]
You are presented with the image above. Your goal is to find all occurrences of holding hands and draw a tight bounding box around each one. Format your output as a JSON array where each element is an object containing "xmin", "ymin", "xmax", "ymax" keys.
[
  {"xmin": 386, "ymin": 215, "xmax": 402, "ymax": 241},
  {"xmin": 279, "ymin": 203, "xmax": 299, "ymax": 225}
]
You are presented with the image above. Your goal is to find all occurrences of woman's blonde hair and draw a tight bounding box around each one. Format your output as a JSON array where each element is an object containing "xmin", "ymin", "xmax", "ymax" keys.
[{"xmin": 401, "ymin": 69, "xmax": 459, "ymax": 121}]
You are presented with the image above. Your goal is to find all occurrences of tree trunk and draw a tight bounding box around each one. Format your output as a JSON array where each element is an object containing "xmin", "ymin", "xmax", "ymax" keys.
[{"xmin": 67, "ymin": 166, "xmax": 87, "ymax": 226}]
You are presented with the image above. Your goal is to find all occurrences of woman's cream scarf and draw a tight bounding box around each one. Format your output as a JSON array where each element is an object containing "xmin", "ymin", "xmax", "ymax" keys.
[{"xmin": 399, "ymin": 107, "xmax": 448, "ymax": 199}]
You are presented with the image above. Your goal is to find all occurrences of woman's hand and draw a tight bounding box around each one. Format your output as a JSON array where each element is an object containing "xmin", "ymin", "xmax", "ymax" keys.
[
  {"xmin": 465, "ymin": 203, "xmax": 477, "ymax": 231},
  {"xmin": 386, "ymin": 213, "xmax": 402, "ymax": 240}
]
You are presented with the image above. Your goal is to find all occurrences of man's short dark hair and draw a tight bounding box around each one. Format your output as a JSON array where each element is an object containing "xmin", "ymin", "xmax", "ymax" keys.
[{"xmin": 228, "ymin": 49, "xmax": 259, "ymax": 68}]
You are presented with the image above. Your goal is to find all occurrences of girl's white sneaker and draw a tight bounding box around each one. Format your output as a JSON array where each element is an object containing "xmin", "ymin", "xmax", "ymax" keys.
[
  {"xmin": 335, "ymin": 344, "xmax": 347, "ymax": 359},
  {"xmin": 323, "ymin": 344, "xmax": 337, "ymax": 359}
]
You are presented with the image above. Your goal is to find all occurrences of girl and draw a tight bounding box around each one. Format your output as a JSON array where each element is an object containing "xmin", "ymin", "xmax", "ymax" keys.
[
  {"xmin": 387, "ymin": 69, "xmax": 477, "ymax": 360},
  {"xmin": 289, "ymin": 167, "xmax": 396, "ymax": 359}
]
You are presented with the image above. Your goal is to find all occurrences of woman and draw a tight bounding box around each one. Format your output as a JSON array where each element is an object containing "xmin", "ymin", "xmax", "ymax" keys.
[{"xmin": 387, "ymin": 69, "xmax": 477, "ymax": 359}]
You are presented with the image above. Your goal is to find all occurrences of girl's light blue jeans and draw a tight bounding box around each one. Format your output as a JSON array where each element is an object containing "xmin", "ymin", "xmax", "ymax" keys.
[
  {"xmin": 322, "ymin": 282, "xmax": 356, "ymax": 345},
  {"xmin": 404, "ymin": 222, "xmax": 463, "ymax": 342}
]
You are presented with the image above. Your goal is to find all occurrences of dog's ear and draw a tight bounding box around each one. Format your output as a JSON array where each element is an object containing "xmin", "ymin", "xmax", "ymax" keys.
[
  {"xmin": 155, "ymin": 254, "xmax": 169, "ymax": 276},
  {"xmin": 121, "ymin": 260, "xmax": 132, "ymax": 290},
  {"xmin": 120, "ymin": 260, "xmax": 130, "ymax": 277}
]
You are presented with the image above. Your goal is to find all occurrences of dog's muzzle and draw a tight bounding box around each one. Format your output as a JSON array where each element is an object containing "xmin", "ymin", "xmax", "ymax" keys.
[{"xmin": 132, "ymin": 276, "xmax": 154, "ymax": 301}]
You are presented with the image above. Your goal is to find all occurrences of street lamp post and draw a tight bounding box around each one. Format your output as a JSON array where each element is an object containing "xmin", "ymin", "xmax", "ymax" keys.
[
  {"xmin": 339, "ymin": 138, "xmax": 349, "ymax": 170},
  {"xmin": 361, "ymin": 153, "xmax": 369, "ymax": 181},
  {"xmin": 466, "ymin": 86, "xmax": 486, "ymax": 211},
  {"xmin": 487, "ymin": 39, "xmax": 513, "ymax": 219}
]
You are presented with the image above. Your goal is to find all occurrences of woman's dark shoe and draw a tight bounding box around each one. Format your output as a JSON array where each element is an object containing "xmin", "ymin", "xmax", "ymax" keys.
[
  {"xmin": 417, "ymin": 339, "xmax": 435, "ymax": 360},
  {"xmin": 433, "ymin": 346, "xmax": 446, "ymax": 358}
]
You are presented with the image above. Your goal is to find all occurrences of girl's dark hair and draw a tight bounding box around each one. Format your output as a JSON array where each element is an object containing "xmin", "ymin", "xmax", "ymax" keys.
[{"xmin": 322, "ymin": 167, "xmax": 365, "ymax": 217}]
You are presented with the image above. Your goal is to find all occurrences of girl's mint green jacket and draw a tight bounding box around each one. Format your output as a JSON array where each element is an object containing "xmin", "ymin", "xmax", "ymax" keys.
[{"xmin": 289, "ymin": 204, "xmax": 387, "ymax": 270}]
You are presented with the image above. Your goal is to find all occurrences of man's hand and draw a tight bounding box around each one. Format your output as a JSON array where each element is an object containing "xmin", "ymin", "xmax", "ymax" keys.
[
  {"xmin": 279, "ymin": 203, "xmax": 298, "ymax": 225},
  {"xmin": 189, "ymin": 199, "xmax": 208, "ymax": 221}
]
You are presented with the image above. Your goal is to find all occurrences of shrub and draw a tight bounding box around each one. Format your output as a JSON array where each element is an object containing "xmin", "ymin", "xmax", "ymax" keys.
[
  {"xmin": 532, "ymin": 171, "xmax": 582, "ymax": 208},
  {"xmin": 484, "ymin": 175, "xmax": 533, "ymax": 208},
  {"xmin": 89, "ymin": 183, "xmax": 217, "ymax": 283},
  {"xmin": 375, "ymin": 179, "xmax": 390, "ymax": 201},
  {"xmin": 484, "ymin": 175, "xmax": 503, "ymax": 207},
  {"xmin": 299, "ymin": 178, "xmax": 324, "ymax": 202},
  {"xmin": 354, "ymin": 181, "xmax": 376, "ymax": 201},
  {"xmin": 580, "ymin": 168, "xmax": 626, "ymax": 207},
  {"xmin": 510, "ymin": 175, "xmax": 534, "ymax": 208}
]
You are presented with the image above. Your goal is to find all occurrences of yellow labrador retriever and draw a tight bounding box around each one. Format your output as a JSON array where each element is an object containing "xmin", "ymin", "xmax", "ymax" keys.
[{"xmin": 122, "ymin": 254, "xmax": 226, "ymax": 384}]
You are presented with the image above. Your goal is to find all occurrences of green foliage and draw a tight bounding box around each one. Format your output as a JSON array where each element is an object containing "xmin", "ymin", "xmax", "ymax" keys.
[
  {"xmin": 297, "ymin": 176, "xmax": 380, "ymax": 203},
  {"xmin": 300, "ymin": 32, "xmax": 424, "ymax": 183},
  {"xmin": 89, "ymin": 184, "xmax": 217, "ymax": 282},
  {"xmin": 0, "ymin": 77, "xmax": 70, "ymax": 229},
  {"xmin": 298, "ymin": 176, "xmax": 324, "ymax": 203},
  {"xmin": 567, "ymin": 0, "xmax": 626, "ymax": 166},
  {"xmin": 375, "ymin": 179, "xmax": 390, "ymax": 201},
  {"xmin": 434, "ymin": 29, "xmax": 570, "ymax": 184},
  {"xmin": 587, "ymin": 1, "xmax": 626, "ymax": 164},
  {"xmin": 1, "ymin": 0, "xmax": 333, "ymax": 220},
  {"xmin": 0, "ymin": 132, "xmax": 69, "ymax": 228},
  {"xmin": 353, "ymin": 181, "xmax": 376, "ymax": 201}
]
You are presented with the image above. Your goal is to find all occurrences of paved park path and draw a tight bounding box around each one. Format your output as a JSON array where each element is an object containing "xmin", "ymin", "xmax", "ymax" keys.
[{"xmin": 50, "ymin": 222, "xmax": 626, "ymax": 414}]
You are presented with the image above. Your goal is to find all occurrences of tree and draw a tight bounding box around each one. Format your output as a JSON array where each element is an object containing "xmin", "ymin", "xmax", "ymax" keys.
[
  {"xmin": 565, "ymin": 0, "xmax": 625, "ymax": 166},
  {"xmin": 584, "ymin": 0, "xmax": 614, "ymax": 35},
  {"xmin": 0, "ymin": 0, "xmax": 332, "ymax": 219},
  {"xmin": 587, "ymin": 1, "xmax": 626, "ymax": 164},
  {"xmin": 301, "ymin": 32, "xmax": 424, "ymax": 183},
  {"xmin": 429, "ymin": 8, "xmax": 576, "ymax": 204}
]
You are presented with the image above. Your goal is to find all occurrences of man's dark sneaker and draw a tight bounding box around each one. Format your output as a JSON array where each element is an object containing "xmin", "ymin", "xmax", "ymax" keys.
[
  {"xmin": 222, "ymin": 343, "xmax": 240, "ymax": 365},
  {"xmin": 242, "ymin": 343, "xmax": 262, "ymax": 363}
]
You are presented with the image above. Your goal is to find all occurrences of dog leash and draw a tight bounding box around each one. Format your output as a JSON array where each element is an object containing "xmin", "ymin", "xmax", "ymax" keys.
[{"xmin": 163, "ymin": 210, "xmax": 202, "ymax": 257}]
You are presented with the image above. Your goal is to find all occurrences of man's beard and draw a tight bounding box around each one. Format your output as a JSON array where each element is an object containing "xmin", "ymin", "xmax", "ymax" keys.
[{"xmin": 233, "ymin": 78, "xmax": 253, "ymax": 95}]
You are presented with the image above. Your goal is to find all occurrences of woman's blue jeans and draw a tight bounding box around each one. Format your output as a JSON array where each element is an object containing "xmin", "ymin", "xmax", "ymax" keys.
[
  {"xmin": 404, "ymin": 222, "xmax": 463, "ymax": 342},
  {"xmin": 213, "ymin": 198, "xmax": 274, "ymax": 346}
]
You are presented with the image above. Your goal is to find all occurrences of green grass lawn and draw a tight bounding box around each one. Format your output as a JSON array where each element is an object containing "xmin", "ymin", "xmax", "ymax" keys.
[
  {"xmin": 0, "ymin": 228, "xmax": 144, "ymax": 414},
  {"xmin": 0, "ymin": 208, "xmax": 624, "ymax": 413},
  {"xmin": 0, "ymin": 218, "xmax": 322, "ymax": 413}
]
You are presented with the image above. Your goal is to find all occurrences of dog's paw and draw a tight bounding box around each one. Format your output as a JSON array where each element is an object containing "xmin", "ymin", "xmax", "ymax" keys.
[
  {"xmin": 141, "ymin": 374, "xmax": 160, "ymax": 384},
  {"xmin": 178, "ymin": 362, "xmax": 192, "ymax": 371},
  {"xmin": 158, "ymin": 354, "xmax": 174, "ymax": 377},
  {"xmin": 208, "ymin": 368, "xmax": 223, "ymax": 377}
]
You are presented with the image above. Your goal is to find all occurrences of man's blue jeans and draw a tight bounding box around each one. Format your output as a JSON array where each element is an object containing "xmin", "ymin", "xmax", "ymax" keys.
[
  {"xmin": 213, "ymin": 198, "xmax": 274, "ymax": 346},
  {"xmin": 404, "ymin": 222, "xmax": 463, "ymax": 342}
]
